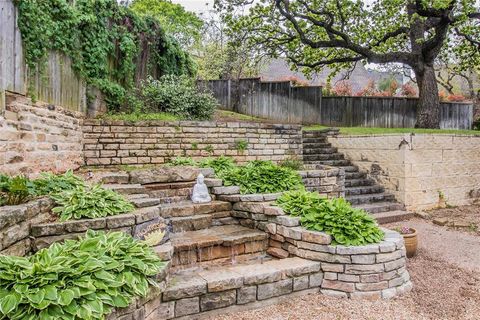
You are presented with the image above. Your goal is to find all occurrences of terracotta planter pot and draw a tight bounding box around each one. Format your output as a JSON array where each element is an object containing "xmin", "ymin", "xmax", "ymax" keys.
[{"xmin": 402, "ymin": 228, "xmax": 418, "ymax": 258}]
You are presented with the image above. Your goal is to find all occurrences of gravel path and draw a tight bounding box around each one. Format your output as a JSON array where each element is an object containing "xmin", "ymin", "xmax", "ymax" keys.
[{"xmin": 211, "ymin": 217, "xmax": 480, "ymax": 320}]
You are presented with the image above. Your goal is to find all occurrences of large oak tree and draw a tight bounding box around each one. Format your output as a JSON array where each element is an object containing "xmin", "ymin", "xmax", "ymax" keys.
[{"xmin": 216, "ymin": 0, "xmax": 480, "ymax": 128}]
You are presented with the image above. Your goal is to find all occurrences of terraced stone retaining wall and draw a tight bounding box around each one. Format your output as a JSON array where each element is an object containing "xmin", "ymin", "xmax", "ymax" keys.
[
  {"xmin": 30, "ymin": 206, "xmax": 161, "ymax": 252},
  {"xmin": 228, "ymin": 201, "xmax": 412, "ymax": 299},
  {"xmin": 0, "ymin": 197, "xmax": 54, "ymax": 256},
  {"xmin": 0, "ymin": 93, "xmax": 84, "ymax": 176},
  {"xmin": 83, "ymin": 119, "xmax": 302, "ymax": 166},
  {"xmin": 300, "ymin": 166, "xmax": 345, "ymax": 198},
  {"xmin": 329, "ymin": 133, "xmax": 480, "ymax": 210}
]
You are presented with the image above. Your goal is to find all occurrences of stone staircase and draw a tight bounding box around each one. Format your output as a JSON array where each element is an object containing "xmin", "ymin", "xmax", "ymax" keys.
[{"xmin": 302, "ymin": 131, "xmax": 413, "ymax": 223}]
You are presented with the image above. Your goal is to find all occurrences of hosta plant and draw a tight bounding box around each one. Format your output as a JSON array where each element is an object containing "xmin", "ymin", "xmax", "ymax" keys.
[
  {"xmin": 51, "ymin": 185, "xmax": 134, "ymax": 221},
  {"xmin": 199, "ymin": 156, "xmax": 236, "ymax": 176},
  {"xmin": 222, "ymin": 160, "xmax": 304, "ymax": 194},
  {"xmin": 34, "ymin": 170, "xmax": 85, "ymax": 195},
  {"xmin": 0, "ymin": 175, "xmax": 37, "ymax": 206},
  {"xmin": 276, "ymin": 191, "xmax": 384, "ymax": 246},
  {"xmin": 0, "ymin": 230, "xmax": 164, "ymax": 320}
]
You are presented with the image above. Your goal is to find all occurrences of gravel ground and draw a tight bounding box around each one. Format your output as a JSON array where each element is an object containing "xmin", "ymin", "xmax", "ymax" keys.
[
  {"xmin": 211, "ymin": 217, "xmax": 480, "ymax": 320},
  {"xmin": 426, "ymin": 205, "xmax": 480, "ymax": 236}
]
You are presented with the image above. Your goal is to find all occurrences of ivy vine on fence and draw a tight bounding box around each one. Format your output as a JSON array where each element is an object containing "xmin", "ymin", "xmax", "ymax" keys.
[{"xmin": 14, "ymin": 0, "xmax": 195, "ymax": 110}]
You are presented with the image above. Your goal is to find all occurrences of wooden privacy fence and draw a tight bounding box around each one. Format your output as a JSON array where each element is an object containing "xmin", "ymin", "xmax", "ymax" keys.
[
  {"xmin": 0, "ymin": 0, "xmax": 87, "ymax": 112},
  {"xmin": 199, "ymin": 78, "xmax": 474, "ymax": 129}
]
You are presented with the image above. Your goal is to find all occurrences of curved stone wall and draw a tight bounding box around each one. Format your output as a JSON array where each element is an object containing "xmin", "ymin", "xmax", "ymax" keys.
[{"xmin": 231, "ymin": 201, "xmax": 412, "ymax": 299}]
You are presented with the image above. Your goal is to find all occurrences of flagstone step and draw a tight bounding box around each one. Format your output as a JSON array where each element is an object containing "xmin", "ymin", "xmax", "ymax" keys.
[
  {"xmin": 346, "ymin": 193, "xmax": 395, "ymax": 205},
  {"xmin": 302, "ymin": 137, "xmax": 329, "ymax": 144},
  {"xmin": 355, "ymin": 201, "xmax": 405, "ymax": 214},
  {"xmin": 302, "ymin": 147, "xmax": 338, "ymax": 155},
  {"xmin": 162, "ymin": 257, "xmax": 322, "ymax": 317},
  {"xmin": 158, "ymin": 200, "xmax": 232, "ymax": 218},
  {"xmin": 99, "ymin": 172, "xmax": 130, "ymax": 184},
  {"xmin": 303, "ymin": 142, "xmax": 332, "ymax": 149},
  {"xmin": 303, "ymin": 153, "xmax": 345, "ymax": 161},
  {"xmin": 345, "ymin": 178, "xmax": 376, "ymax": 187},
  {"xmin": 345, "ymin": 185, "xmax": 385, "ymax": 196},
  {"xmin": 103, "ymin": 183, "xmax": 146, "ymax": 195},
  {"xmin": 304, "ymin": 159, "xmax": 351, "ymax": 166},
  {"xmin": 372, "ymin": 210, "xmax": 414, "ymax": 224},
  {"xmin": 130, "ymin": 197, "xmax": 161, "ymax": 208},
  {"xmin": 170, "ymin": 225, "xmax": 268, "ymax": 267},
  {"xmin": 345, "ymin": 171, "xmax": 367, "ymax": 179}
]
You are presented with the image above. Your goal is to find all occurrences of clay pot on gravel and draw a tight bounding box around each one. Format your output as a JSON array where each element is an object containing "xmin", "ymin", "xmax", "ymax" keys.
[{"xmin": 398, "ymin": 227, "xmax": 418, "ymax": 258}]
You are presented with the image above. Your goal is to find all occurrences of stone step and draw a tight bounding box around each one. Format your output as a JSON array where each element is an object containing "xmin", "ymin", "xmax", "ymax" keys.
[
  {"xmin": 303, "ymin": 153, "xmax": 345, "ymax": 162},
  {"xmin": 302, "ymin": 147, "xmax": 338, "ymax": 155},
  {"xmin": 130, "ymin": 197, "xmax": 161, "ymax": 208},
  {"xmin": 170, "ymin": 214, "xmax": 213, "ymax": 232},
  {"xmin": 303, "ymin": 130, "xmax": 331, "ymax": 138},
  {"xmin": 303, "ymin": 142, "xmax": 331, "ymax": 149},
  {"xmin": 372, "ymin": 210, "xmax": 414, "ymax": 224},
  {"xmin": 345, "ymin": 178, "xmax": 376, "ymax": 187},
  {"xmin": 170, "ymin": 225, "xmax": 268, "ymax": 267},
  {"xmin": 304, "ymin": 159, "xmax": 351, "ymax": 166},
  {"xmin": 158, "ymin": 201, "xmax": 232, "ymax": 218},
  {"xmin": 338, "ymin": 165, "xmax": 359, "ymax": 172},
  {"xmin": 355, "ymin": 201, "xmax": 406, "ymax": 214},
  {"xmin": 346, "ymin": 193, "xmax": 395, "ymax": 205},
  {"xmin": 103, "ymin": 184, "xmax": 146, "ymax": 195},
  {"xmin": 302, "ymin": 137, "xmax": 328, "ymax": 143},
  {"xmin": 345, "ymin": 171, "xmax": 367, "ymax": 179},
  {"xmin": 99, "ymin": 172, "xmax": 130, "ymax": 184},
  {"xmin": 126, "ymin": 193, "xmax": 150, "ymax": 200},
  {"xmin": 163, "ymin": 257, "xmax": 322, "ymax": 316},
  {"xmin": 345, "ymin": 185, "xmax": 385, "ymax": 196}
]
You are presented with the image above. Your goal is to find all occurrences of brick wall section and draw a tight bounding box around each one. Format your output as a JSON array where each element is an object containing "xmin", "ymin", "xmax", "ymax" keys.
[
  {"xmin": 0, "ymin": 93, "xmax": 84, "ymax": 176},
  {"xmin": 82, "ymin": 120, "xmax": 303, "ymax": 166},
  {"xmin": 329, "ymin": 134, "xmax": 480, "ymax": 211}
]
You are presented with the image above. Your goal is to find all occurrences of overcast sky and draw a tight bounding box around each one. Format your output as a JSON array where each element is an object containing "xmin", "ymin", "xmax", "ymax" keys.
[{"xmin": 171, "ymin": 0, "xmax": 212, "ymax": 14}]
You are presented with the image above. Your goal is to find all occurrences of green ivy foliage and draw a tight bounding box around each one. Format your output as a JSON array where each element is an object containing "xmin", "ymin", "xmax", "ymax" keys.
[
  {"xmin": 33, "ymin": 170, "xmax": 85, "ymax": 196},
  {"xmin": 51, "ymin": 185, "xmax": 135, "ymax": 221},
  {"xmin": 0, "ymin": 230, "xmax": 164, "ymax": 320},
  {"xmin": 199, "ymin": 156, "xmax": 237, "ymax": 176},
  {"xmin": 0, "ymin": 175, "xmax": 36, "ymax": 206},
  {"xmin": 14, "ymin": 0, "xmax": 195, "ymax": 110},
  {"xmin": 276, "ymin": 190, "xmax": 384, "ymax": 246}
]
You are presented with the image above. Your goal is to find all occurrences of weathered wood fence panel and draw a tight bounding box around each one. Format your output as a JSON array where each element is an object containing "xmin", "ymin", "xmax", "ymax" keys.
[
  {"xmin": 200, "ymin": 78, "xmax": 474, "ymax": 129},
  {"xmin": 0, "ymin": 0, "xmax": 87, "ymax": 112}
]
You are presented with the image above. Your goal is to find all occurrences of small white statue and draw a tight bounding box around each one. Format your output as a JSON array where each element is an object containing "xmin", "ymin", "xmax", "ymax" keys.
[{"xmin": 191, "ymin": 173, "xmax": 212, "ymax": 203}]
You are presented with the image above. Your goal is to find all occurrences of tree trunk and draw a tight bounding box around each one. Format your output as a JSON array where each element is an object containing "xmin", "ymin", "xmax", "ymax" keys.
[{"xmin": 414, "ymin": 65, "xmax": 441, "ymax": 128}]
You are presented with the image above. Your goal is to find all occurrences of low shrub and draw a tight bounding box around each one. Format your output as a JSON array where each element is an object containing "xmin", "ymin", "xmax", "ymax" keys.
[
  {"xmin": 276, "ymin": 190, "xmax": 384, "ymax": 246},
  {"xmin": 139, "ymin": 75, "xmax": 217, "ymax": 120},
  {"xmin": 51, "ymin": 185, "xmax": 135, "ymax": 221},
  {"xmin": 0, "ymin": 230, "xmax": 163, "ymax": 320},
  {"xmin": 0, "ymin": 175, "xmax": 36, "ymax": 206},
  {"xmin": 222, "ymin": 161, "xmax": 304, "ymax": 194}
]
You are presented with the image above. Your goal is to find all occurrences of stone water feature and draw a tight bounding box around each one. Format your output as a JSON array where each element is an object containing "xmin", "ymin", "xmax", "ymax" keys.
[{"xmin": 1, "ymin": 165, "xmax": 412, "ymax": 319}]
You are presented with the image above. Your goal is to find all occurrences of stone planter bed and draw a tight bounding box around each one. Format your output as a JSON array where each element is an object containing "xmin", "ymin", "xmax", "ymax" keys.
[{"xmin": 229, "ymin": 201, "xmax": 412, "ymax": 300}]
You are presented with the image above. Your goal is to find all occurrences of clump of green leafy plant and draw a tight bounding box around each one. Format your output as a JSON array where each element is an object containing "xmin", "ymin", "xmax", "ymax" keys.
[
  {"xmin": 199, "ymin": 156, "xmax": 236, "ymax": 176},
  {"xmin": 279, "ymin": 158, "xmax": 304, "ymax": 171},
  {"xmin": 0, "ymin": 175, "xmax": 37, "ymax": 206},
  {"xmin": 33, "ymin": 170, "xmax": 85, "ymax": 195},
  {"xmin": 222, "ymin": 160, "xmax": 304, "ymax": 194},
  {"xmin": 0, "ymin": 230, "xmax": 164, "ymax": 320},
  {"xmin": 167, "ymin": 156, "xmax": 197, "ymax": 166},
  {"xmin": 276, "ymin": 190, "xmax": 384, "ymax": 246},
  {"xmin": 139, "ymin": 75, "xmax": 217, "ymax": 120},
  {"xmin": 51, "ymin": 185, "xmax": 134, "ymax": 221},
  {"xmin": 235, "ymin": 140, "xmax": 248, "ymax": 152}
]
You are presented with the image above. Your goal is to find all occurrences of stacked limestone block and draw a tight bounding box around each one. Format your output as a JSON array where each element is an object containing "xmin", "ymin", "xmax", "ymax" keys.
[
  {"xmin": 83, "ymin": 120, "xmax": 303, "ymax": 166},
  {"xmin": 230, "ymin": 201, "xmax": 412, "ymax": 299},
  {"xmin": 299, "ymin": 166, "xmax": 346, "ymax": 198},
  {"xmin": 0, "ymin": 197, "xmax": 54, "ymax": 256},
  {"xmin": 30, "ymin": 206, "xmax": 161, "ymax": 251}
]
